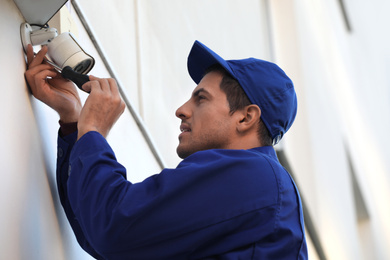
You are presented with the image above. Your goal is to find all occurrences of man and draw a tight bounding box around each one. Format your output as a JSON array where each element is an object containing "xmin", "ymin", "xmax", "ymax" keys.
[{"xmin": 25, "ymin": 40, "xmax": 307, "ymax": 259}]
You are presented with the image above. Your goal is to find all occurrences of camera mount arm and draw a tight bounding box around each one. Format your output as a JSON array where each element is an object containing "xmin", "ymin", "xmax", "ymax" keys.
[{"xmin": 21, "ymin": 23, "xmax": 58, "ymax": 52}]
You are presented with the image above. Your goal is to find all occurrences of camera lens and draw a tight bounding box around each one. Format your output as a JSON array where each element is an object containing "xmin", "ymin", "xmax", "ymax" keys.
[{"xmin": 74, "ymin": 59, "xmax": 92, "ymax": 74}]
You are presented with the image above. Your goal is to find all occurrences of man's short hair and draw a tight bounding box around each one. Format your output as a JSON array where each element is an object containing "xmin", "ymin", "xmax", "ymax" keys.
[{"xmin": 205, "ymin": 64, "xmax": 273, "ymax": 146}]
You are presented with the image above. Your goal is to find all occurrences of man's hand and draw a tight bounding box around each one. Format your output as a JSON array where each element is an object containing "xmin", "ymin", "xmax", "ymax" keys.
[
  {"xmin": 25, "ymin": 44, "xmax": 82, "ymax": 123},
  {"xmin": 77, "ymin": 76, "xmax": 125, "ymax": 140}
]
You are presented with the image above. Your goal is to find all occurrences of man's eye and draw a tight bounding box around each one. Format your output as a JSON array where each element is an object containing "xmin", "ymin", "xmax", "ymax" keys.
[{"xmin": 196, "ymin": 96, "xmax": 206, "ymax": 104}]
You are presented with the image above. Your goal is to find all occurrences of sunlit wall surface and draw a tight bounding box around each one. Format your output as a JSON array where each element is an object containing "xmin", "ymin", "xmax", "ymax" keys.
[{"xmin": 0, "ymin": 0, "xmax": 389, "ymax": 259}]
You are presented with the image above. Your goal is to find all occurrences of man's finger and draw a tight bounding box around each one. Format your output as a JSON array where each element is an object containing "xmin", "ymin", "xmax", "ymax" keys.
[
  {"xmin": 81, "ymin": 75, "xmax": 98, "ymax": 93},
  {"xmin": 26, "ymin": 64, "xmax": 54, "ymax": 75},
  {"xmin": 33, "ymin": 69, "xmax": 58, "ymax": 91},
  {"xmin": 89, "ymin": 75, "xmax": 99, "ymax": 81},
  {"xmin": 25, "ymin": 64, "xmax": 55, "ymax": 85},
  {"xmin": 29, "ymin": 46, "xmax": 48, "ymax": 69},
  {"xmin": 81, "ymin": 78, "xmax": 100, "ymax": 93},
  {"xmin": 107, "ymin": 78, "xmax": 119, "ymax": 95},
  {"xmin": 26, "ymin": 44, "xmax": 34, "ymax": 66},
  {"xmin": 99, "ymin": 78, "xmax": 111, "ymax": 93},
  {"xmin": 27, "ymin": 68, "xmax": 56, "ymax": 88}
]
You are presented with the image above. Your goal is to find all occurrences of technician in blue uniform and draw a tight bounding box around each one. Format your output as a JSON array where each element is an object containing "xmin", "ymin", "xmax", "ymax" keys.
[{"xmin": 25, "ymin": 40, "xmax": 308, "ymax": 259}]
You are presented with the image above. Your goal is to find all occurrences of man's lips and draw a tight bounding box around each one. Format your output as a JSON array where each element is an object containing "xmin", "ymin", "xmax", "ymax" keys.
[{"xmin": 179, "ymin": 123, "xmax": 191, "ymax": 137}]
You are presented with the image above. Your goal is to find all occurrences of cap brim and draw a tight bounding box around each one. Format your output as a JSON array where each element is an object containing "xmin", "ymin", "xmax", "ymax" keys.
[{"xmin": 187, "ymin": 40, "xmax": 235, "ymax": 84}]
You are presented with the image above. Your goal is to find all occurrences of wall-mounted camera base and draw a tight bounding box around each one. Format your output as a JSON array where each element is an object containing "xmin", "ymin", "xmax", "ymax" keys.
[
  {"xmin": 20, "ymin": 23, "xmax": 32, "ymax": 52},
  {"xmin": 20, "ymin": 22, "xmax": 58, "ymax": 53}
]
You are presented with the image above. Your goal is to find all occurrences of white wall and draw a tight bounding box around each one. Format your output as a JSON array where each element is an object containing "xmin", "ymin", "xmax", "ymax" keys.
[
  {"xmin": 0, "ymin": 0, "xmax": 71, "ymax": 258},
  {"xmin": 270, "ymin": 0, "xmax": 390, "ymax": 259}
]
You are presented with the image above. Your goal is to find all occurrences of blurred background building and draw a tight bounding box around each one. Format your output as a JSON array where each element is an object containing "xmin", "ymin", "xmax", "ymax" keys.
[{"xmin": 1, "ymin": 0, "xmax": 389, "ymax": 259}]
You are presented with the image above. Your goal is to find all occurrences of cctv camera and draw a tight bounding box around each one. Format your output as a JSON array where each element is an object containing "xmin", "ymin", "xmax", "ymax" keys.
[
  {"xmin": 47, "ymin": 32, "xmax": 94, "ymax": 74},
  {"xmin": 21, "ymin": 23, "xmax": 95, "ymax": 75}
]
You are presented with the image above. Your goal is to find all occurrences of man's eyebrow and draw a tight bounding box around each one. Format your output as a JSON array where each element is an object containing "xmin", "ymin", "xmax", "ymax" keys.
[{"xmin": 192, "ymin": 88, "xmax": 210, "ymax": 97}]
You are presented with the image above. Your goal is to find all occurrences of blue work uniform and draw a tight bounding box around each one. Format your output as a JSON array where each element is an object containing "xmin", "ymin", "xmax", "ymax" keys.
[{"xmin": 57, "ymin": 131, "xmax": 308, "ymax": 259}]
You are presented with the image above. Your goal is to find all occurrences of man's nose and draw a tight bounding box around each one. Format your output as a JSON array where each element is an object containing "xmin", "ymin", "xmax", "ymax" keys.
[{"xmin": 175, "ymin": 101, "xmax": 191, "ymax": 119}]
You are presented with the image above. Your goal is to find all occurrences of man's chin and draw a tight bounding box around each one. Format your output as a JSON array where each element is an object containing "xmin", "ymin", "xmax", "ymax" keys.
[{"xmin": 176, "ymin": 145, "xmax": 194, "ymax": 159}]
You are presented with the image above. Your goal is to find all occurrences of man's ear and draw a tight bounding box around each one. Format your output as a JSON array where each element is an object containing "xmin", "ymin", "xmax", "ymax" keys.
[{"xmin": 236, "ymin": 105, "xmax": 261, "ymax": 133}]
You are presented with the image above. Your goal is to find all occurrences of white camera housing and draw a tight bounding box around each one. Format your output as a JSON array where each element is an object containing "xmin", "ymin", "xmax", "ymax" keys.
[
  {"xmin": 47, "ymin": 32, "xmax": 94, "ymax": 74},
  {"xmin": 21, "ymin": 22, "xmax": 95, "ymax": 74}
]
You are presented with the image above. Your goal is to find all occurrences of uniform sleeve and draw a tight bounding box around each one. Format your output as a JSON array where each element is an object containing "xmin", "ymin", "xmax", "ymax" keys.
[
  {"xmin": 66, "ymin": 131, "xmax": 281, "ymax": 259},
  {"xmin": 56, "ymin": 130, "xmax": 104, "ymax": 259}
]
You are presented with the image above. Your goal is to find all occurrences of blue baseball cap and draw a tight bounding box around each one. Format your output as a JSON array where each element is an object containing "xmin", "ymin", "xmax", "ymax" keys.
[{"xmin": 187, "ymin": 40, "xmax": 297, "ymax": 145}]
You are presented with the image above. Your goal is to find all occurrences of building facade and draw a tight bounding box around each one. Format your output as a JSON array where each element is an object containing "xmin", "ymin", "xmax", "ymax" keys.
[{"xmin": 1, "ymin": 0, "xmax": 389, "ymax": 259}]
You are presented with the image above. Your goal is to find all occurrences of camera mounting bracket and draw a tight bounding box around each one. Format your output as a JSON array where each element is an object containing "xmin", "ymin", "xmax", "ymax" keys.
[{"xmin": 20, "ymin": 23, "xmax": 58, "ymax": 52}]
